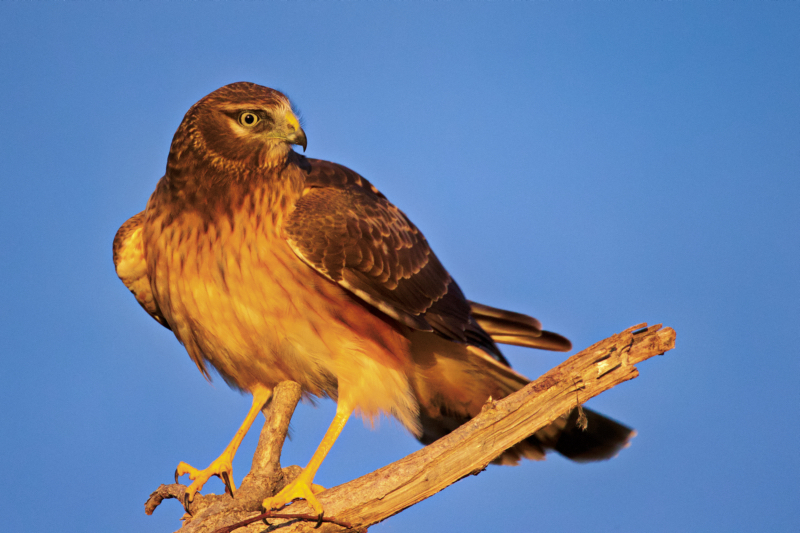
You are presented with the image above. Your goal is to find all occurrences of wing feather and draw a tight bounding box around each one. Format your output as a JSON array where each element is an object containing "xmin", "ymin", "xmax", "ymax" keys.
[
  {"xmin": 113, "ymin": 211, "xmax": 171, "ymax": 330},
  {"xmin": 469, "ymin": 301, "xmax": 571, "ymax": 352},
  {"xmin": 285, "ymin": 159, "xmax": 506, "ymax": 361}
]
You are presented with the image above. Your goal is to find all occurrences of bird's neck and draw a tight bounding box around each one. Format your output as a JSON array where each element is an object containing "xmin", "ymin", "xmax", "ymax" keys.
[{"xmin": 152, "ymin": 155, "xmax": 306, "ymax": 229}]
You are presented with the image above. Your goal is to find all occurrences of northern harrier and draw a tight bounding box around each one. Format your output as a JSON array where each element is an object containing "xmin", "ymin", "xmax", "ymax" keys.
[{"xmin": 114, "ymin": 82, "xmax": 632, "ymax": 518}]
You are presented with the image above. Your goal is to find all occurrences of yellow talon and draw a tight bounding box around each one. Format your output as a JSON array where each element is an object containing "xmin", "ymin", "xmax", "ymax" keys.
[
  {"xmin": 176, "ymin": 455, "xmax": 236, "ymax": 502},
  {"xmin": 263, "ymin": 472, "xmax": 326, "ymax": 516},
  {"xmin": 262, "ymin": 402, "xmax": 352, "ymax": 518},
  {"xmin": 174, "ymin": 385, "xmax": 272, "ymax": 505}
]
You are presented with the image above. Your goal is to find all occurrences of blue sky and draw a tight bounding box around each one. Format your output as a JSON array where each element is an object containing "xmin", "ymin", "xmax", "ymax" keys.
[{"xmin": 1, "ymin": 2, "xmax": 798, "ymax": 532}]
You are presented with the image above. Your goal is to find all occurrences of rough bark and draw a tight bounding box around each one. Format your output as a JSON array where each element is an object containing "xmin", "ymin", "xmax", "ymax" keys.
[{"xmin": 145, "ymin": 323, "xmax": 675, "ymax": 533}]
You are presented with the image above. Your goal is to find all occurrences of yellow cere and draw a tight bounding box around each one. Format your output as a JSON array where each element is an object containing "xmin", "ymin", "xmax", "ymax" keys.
[{"xmin": 285, "ymin": 111, "xmax": 301, "ymax": 132}]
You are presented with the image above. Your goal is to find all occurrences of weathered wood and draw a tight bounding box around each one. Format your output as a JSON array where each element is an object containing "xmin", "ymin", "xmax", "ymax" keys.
[{"xmin": 147, "ymin": 324, "xmax": 675, "ymax": 532}]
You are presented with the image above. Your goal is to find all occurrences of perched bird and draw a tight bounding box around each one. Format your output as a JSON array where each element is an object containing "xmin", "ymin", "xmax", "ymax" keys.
[{"xmin": 113, "ymin": 82, "xmax": 633, "ymax": 518}]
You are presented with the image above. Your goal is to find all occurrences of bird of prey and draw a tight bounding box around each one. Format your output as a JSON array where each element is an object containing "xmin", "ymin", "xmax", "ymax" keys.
[{"xmin": 113, "ymin": 82, "xmax": 633, "ymax": 518}]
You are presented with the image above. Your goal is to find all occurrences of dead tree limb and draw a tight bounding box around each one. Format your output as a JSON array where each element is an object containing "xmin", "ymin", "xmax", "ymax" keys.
[{"xmin": 146, "ymin": 323, "xmax": 675, "ymax": 532}]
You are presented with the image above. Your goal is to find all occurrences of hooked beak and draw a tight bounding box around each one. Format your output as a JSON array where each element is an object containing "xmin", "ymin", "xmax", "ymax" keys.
[{"xmin": 286, "ymin": 127, "xmax": 307, "ymax": 152}]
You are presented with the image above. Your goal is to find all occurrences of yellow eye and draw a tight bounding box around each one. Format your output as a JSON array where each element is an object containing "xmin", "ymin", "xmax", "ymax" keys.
[{"xmin": 238, "ymin": 112, "xmax": 260, "ymax": 127}]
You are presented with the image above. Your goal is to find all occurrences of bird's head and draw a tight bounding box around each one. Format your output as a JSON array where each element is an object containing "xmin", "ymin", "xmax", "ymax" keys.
[{"xmin": 169, "ymin": 82, "xmax": 307, "ymax": 173}]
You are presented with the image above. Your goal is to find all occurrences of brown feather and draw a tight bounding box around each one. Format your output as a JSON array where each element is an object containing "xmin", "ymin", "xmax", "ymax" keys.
[
  {"xmin": 470, "ymin": 301, "xmax": 572, "ymax": 352},
  {"xmin": 114, "ymin": 82, "xmax": 629, "ymax": 472},
  {"xmin": 113, "ymin": 211, "xmax": 171, "ymax": 330}
]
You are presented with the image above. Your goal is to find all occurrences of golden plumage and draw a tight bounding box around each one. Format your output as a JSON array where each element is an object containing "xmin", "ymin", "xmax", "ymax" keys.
[{"xmin": 114, "ymin": 82, "xmax": 632, "ymax": 517}]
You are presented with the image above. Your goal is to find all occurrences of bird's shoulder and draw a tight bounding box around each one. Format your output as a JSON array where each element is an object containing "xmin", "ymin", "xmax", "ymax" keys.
[
  {"xmin": 298, "ymin": 158, "xmax": 390, "ymax": 198},
  {"xmin": 113, "ymin": 211, "xmax": 171, "ymax": 330},
  {"xmin": 285, "ymin": 158, "xmax": 443, "ymax": 330}
]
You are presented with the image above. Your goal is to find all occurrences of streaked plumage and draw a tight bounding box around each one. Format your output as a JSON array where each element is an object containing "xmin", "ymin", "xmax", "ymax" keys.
[{"xmin": 114, "ymin": 82, "xmax": 633, "ymax": 515}]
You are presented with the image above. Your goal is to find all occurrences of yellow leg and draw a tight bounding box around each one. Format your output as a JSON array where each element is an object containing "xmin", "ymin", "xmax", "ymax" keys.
[
  {"xmin": 262, "ymin": 401, "xmax": 353, "ymax": 517},
  {"xmin": 176, "ymin": 384, "xmax": 272, "ymax": 504}
]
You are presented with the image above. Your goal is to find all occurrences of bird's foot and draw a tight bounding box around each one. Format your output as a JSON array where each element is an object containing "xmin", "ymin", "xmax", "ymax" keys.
[
  {"xmin": 262, "ymin": 472, "xmax": 326, "ymax": 519},
  {"xmin": 175, "ymin": 454, "xmax": 236, "ymax": 510}
]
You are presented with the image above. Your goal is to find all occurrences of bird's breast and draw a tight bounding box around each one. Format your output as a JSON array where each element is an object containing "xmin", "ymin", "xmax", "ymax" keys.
[{"xmin": 143, "ymin": 192, "xmax": 411, "ymax": 400}]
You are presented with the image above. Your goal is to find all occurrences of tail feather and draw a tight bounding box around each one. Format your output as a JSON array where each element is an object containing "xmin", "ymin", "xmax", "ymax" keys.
[
  {"xmin": 410, "ymin": 302, "xmax": 633, "ymax": 466},
  {"xmin": 553, "ymin": 407, "xmax": 635, "ymax": 462},
  {"xmin": 466, "ymin": 345, "xmax": 634, "ymax": 465}
]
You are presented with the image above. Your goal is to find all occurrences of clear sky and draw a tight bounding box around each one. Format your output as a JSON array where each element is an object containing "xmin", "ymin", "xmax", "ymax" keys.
[{"xmin": 1, "ymin": 3, "xmax": 798, "ymax": 532}]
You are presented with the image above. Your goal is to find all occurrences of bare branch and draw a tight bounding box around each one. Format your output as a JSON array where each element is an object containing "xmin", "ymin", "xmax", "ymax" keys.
[
  {"xmin": 240, "ymin": 380, "xmax": 303, "ymax": 497},
  {"xmin": 147, "ymin": 323, "xmax": 675, "ymax": 532}
]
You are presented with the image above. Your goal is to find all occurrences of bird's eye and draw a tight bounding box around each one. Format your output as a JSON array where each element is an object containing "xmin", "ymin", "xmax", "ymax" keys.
[{"xmin": 238, "ymin": 112, "xmax": 260, "ymax": 127}]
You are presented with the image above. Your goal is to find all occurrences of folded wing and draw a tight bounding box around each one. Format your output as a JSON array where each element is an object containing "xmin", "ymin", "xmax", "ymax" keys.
[{"xmin": 113, "ymin": 211, "xmax": 170, "ymax": 330}]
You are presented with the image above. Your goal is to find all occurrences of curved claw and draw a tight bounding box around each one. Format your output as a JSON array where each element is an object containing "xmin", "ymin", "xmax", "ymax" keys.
[
  {"xmin": 182, "ymin": 491, "xmax": 192, "ymax": 515},
  {"xmin": 314, "ymin": 511, "xmax": 324, "ymax": 529},
  {"xmin": 262, "ymin": 473, "xmax": 325, "ymax": 517},
  {"xmin": 175, "ymin": 458, "xmax": 236, "ymax": 506},
  {"xmin": 221, "ymin": 471, "xmax": 234, "ymax": 497}
]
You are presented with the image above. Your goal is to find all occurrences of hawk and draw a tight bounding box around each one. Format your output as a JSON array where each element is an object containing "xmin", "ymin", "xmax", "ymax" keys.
[{"xmin": 114, "ymin": 82, "xmax": 633, "ymax": 518}]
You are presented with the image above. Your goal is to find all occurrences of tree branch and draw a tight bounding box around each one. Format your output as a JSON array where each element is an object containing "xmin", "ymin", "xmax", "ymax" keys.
[{"xmin": 146, "ymin": 323, "xmax": 675, "ymax": 532}]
